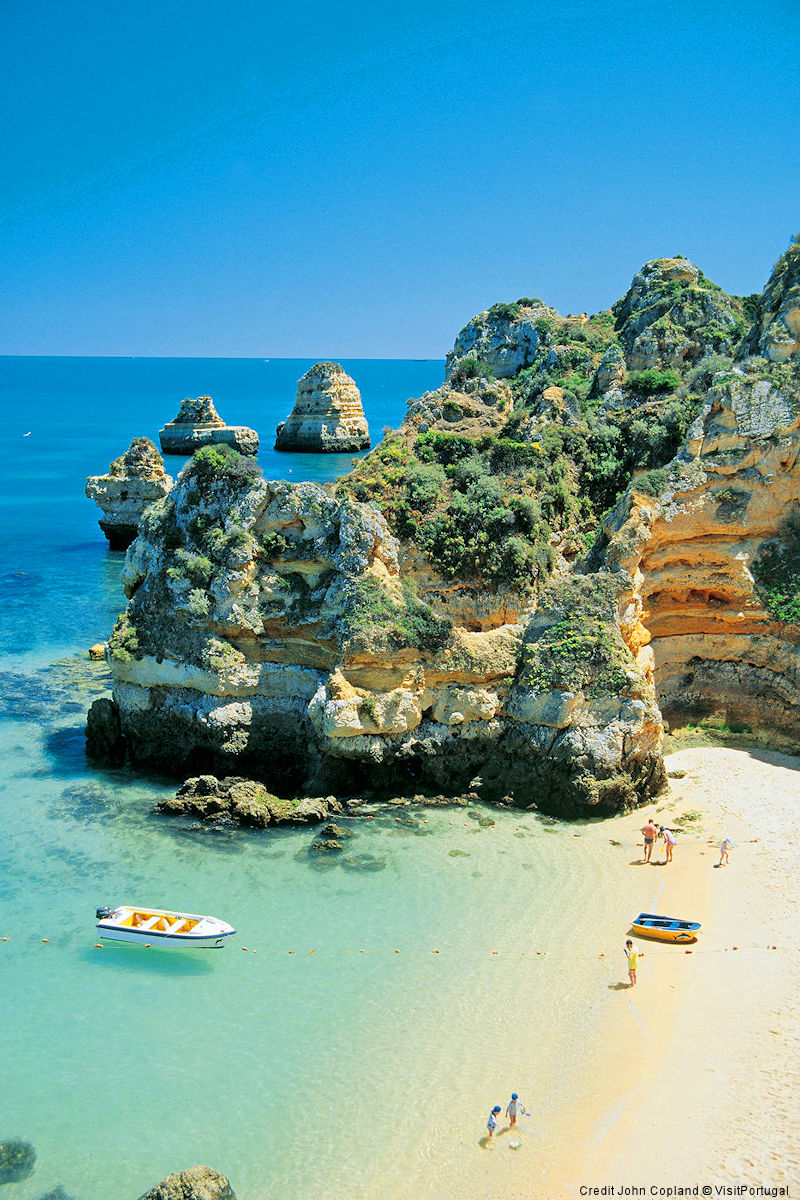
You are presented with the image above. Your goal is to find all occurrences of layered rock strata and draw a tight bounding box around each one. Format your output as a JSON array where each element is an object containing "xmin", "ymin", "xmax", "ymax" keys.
[
  {"xmin": 603, "ymin": 237, "xmax": 800, "ymax": 735},
  {"xmin": 159, "ymin": 396, "xmax": 258, "ymax": 456},
  {"xmin": 605, "ymin": 368, "xmax": 800, "ymax": 736},
  {"xmin": 85, "ymin": 438, "xmax": 173, "ymax": 549},
  {"xmin": 275, "ymin": 362, "xmax": 370, "ymax": 452}
]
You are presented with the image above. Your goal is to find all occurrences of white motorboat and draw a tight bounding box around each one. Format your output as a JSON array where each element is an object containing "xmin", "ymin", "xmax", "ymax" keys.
[{"xmin": 95, "ymin": 905, "xmax": 235, "ymax": 949}]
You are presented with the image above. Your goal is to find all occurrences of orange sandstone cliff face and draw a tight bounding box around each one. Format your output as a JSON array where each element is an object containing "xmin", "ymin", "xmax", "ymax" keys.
[{"xmin": 87, "ymin": 238, "xmax": 800, "ymax": 814}]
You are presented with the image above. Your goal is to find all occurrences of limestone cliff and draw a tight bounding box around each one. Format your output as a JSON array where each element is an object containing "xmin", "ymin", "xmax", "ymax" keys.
[
  {"xmin": 85, "ymin": 438, "xmax": 173, "ymax": 549},
  {"xmin": 159, "ymin": 396, "xmax": 258, "ymax": 456},
  {"xmin": 275, "ymin": 362, "xmax": 370, "ymax": 452},
  {"xmin": 602, "ymin": 237, "xmax": 800, "ymax": 737},
  {"xmin": 91, "ymin": 237, "xmax": 800, "ymax": 815}
]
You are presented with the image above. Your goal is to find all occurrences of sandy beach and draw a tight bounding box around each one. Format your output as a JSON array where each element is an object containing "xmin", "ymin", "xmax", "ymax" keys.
[{"xmin": 389, "ymin": 743, "xmax": 799, "ymax": 1200}]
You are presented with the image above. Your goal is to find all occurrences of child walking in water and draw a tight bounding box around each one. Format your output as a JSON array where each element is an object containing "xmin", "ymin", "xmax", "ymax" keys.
[
  {"xmin": 486, "ymin": 1106, "xmax": 502, "ymax": 1140},
  {"xmin": 506, "ymin": 1093, "xmax": 524, "ymax": 1128}
]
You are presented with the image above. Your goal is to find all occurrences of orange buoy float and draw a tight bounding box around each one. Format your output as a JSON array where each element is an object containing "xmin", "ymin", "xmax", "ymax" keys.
[
  {"xmin": 41, "ymin": 938, "xmax": 49, "ymax": 943},
  {"xmin": 93, "ymin": 943, "xmax": 103, "ymax": 948}
]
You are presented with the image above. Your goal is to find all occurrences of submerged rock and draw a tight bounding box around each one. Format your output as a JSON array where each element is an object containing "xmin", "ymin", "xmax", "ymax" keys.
[
  {"xmin": 85, "ymin": 438, "xmax": 173, "ymax": 550},
  {"xmin": 0, "ymin": 1139, "xmax": 36, "ymax": 1183},
  {"xmin": 159, "ymin": 396, "xmax": 258, "ymax": 456},
  {"xmin": 137, "ymin": 1165, "xmax": 235, "ymax": 1200},
  {"xmin": 275, "ymin": 362, "xmax": 370, "ymax": 452}
]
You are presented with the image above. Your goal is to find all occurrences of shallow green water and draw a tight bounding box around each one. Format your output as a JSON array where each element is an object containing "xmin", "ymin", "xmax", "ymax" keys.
[{"xmin": 1, "ymin": 688, "xmax": 616, "ymax": 1198}]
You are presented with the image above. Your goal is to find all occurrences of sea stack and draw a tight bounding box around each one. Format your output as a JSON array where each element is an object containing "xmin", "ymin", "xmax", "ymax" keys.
[
  {"xmin": 159, "ymin": 396, "xmax": 259, "ymax": 456},
  {"xmin": 85, "ymin": 437, "xmax": 173, "ymax": 550},
  {"xmin": 275, "ymin": 361, "xmax": 370, "ymax": 452}
]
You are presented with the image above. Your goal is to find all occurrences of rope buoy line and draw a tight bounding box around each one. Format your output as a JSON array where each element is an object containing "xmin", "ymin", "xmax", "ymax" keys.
[{"xmin": 0, "ymin": 937, "xmax": 787, "ymax": 957}]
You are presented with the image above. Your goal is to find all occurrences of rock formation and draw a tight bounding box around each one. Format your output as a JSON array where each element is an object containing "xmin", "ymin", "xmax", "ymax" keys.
[
  {"xmin": 275, "ymin": 362, "xmax": 370, "ymax": 452},
  {"xmin": 159, "ymin": 397, "xmax": 258, "ymax": 457},
  {"xmin": 89, "ymin": 236, "xmax": 800, "ymax": 816},
  {"xmin": 85, "ymin": 438, "xmax": 173, "ymax": 549},
  {"xmin": 137, "ymin": 1165, "xmax": 235, "ymax": 1200}
]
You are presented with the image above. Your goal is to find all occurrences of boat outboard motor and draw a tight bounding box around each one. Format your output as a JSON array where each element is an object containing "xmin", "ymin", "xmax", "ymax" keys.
[{"xmin": 96, "ymin": 906, "xmax": 114, "ymax": 920}]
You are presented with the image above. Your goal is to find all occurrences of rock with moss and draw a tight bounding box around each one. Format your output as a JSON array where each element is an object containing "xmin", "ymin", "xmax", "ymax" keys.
[
  {"xmin": 86, "ymin": 438, "xmax": 173, "ymax": 549},
  {"xmin": 137, "ymin": 1165, "xmax": 235, "ymax": 1200},
  {"xmin": 446, "ymin": 300, "xmax": 558, "ymax": 379},
  {"xmin": 157, "ymin": 775, "xmax": 342, "ymax": 827},
  {"xmin": 159, "ymin": 396, "xmax": 258, "ymax": 456},
  {"xmin": 611, "ymin": 257, "xmax": 745, "ymax": 372},
  {"xmin": 275, "ymin": 362, "xmax": 370, "ymax": 452}
]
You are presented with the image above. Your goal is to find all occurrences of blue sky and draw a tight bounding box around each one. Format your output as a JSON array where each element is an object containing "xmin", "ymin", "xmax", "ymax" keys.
[{"xmin": 1, "ymin": 0, "xmax": 798, "ymax": 357}]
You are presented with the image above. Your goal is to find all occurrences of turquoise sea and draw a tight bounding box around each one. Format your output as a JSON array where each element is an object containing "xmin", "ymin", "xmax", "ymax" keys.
[{"xmin": 0, "ymin": 358, "xmax": 654, "ymax": 1200}]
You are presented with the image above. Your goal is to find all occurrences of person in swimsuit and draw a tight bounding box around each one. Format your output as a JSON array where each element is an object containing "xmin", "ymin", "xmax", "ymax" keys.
[
  {"xmin": 487, "ymin": 1106, "xmax": 502, "ymax": 1140},
  {"xmin": 625, "ymin": 939, "xmax": 639, "ymax": 986},
  {"xmin": 506, "ymin": 1093, "xmax": 523, "ymax": 1128},
  {"xmin": 718, "ymin": 838, "xmax": 732, "ymax": 866},
  {"xmin": 660, "ymin": 825, "xmax": 677, "ymax": 863},
  {"xmin": 641, "ymin": 816, "xmax": 659, "ymax": 862}
]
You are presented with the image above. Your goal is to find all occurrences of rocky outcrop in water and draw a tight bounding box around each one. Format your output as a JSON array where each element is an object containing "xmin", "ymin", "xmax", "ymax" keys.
[
  {"xmin": 137, "ymin": 1165, "xmax": 235, "ymax": 1200},
  {"xmin": 85, "ymin": 438, "xmax": 173, "ymax": 549},
  {"xmin": 159, "ymin": 397, "xmax": 258, "ymax": 456},
  {"xmin": 90, "ymin": 237, "xmax": 800, "ymax": 816},
  {"xmin": 158, "ymin": 775, "xmax": 343, "ymax": 827},
  {"xmin": 275, "ymin": 362, "xmax": 370, "ymax": 452}
]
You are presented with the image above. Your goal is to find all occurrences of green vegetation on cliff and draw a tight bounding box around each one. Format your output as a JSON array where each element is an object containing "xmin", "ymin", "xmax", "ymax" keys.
[
  {"xmin": 516, "ymin": 575, "xmax": 631, "ymax": 697},
  {"xmin": 752, "ymin": 511, "xmax": 800, "ymax": 624},
  {"xmin": 341, "ymin": 575, "xmax": 453, "ymax": 653}
]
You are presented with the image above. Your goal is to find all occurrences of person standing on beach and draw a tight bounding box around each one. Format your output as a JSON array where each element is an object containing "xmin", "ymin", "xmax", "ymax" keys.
[
  {"xmin": 660, "ymin": 825, "xmax": 677, "ymax": 863},
  {"xmin": 625, "ymin": 939, "xmax": 639, "ymax": 986},
  {"xmin": 487, "ymin": 1106, "xmax": 502, "ymax": 1140},
  {"xmin": 506, "ymin": 1093, "xmax": 523, "ymax": 1128},
  {"xmin": 641, "ymin": 816, "xmax": 659, "ymax": 862},
  {"xmin": 718, "ymin": 838, "xmax": 733, "ymax": 866}
]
